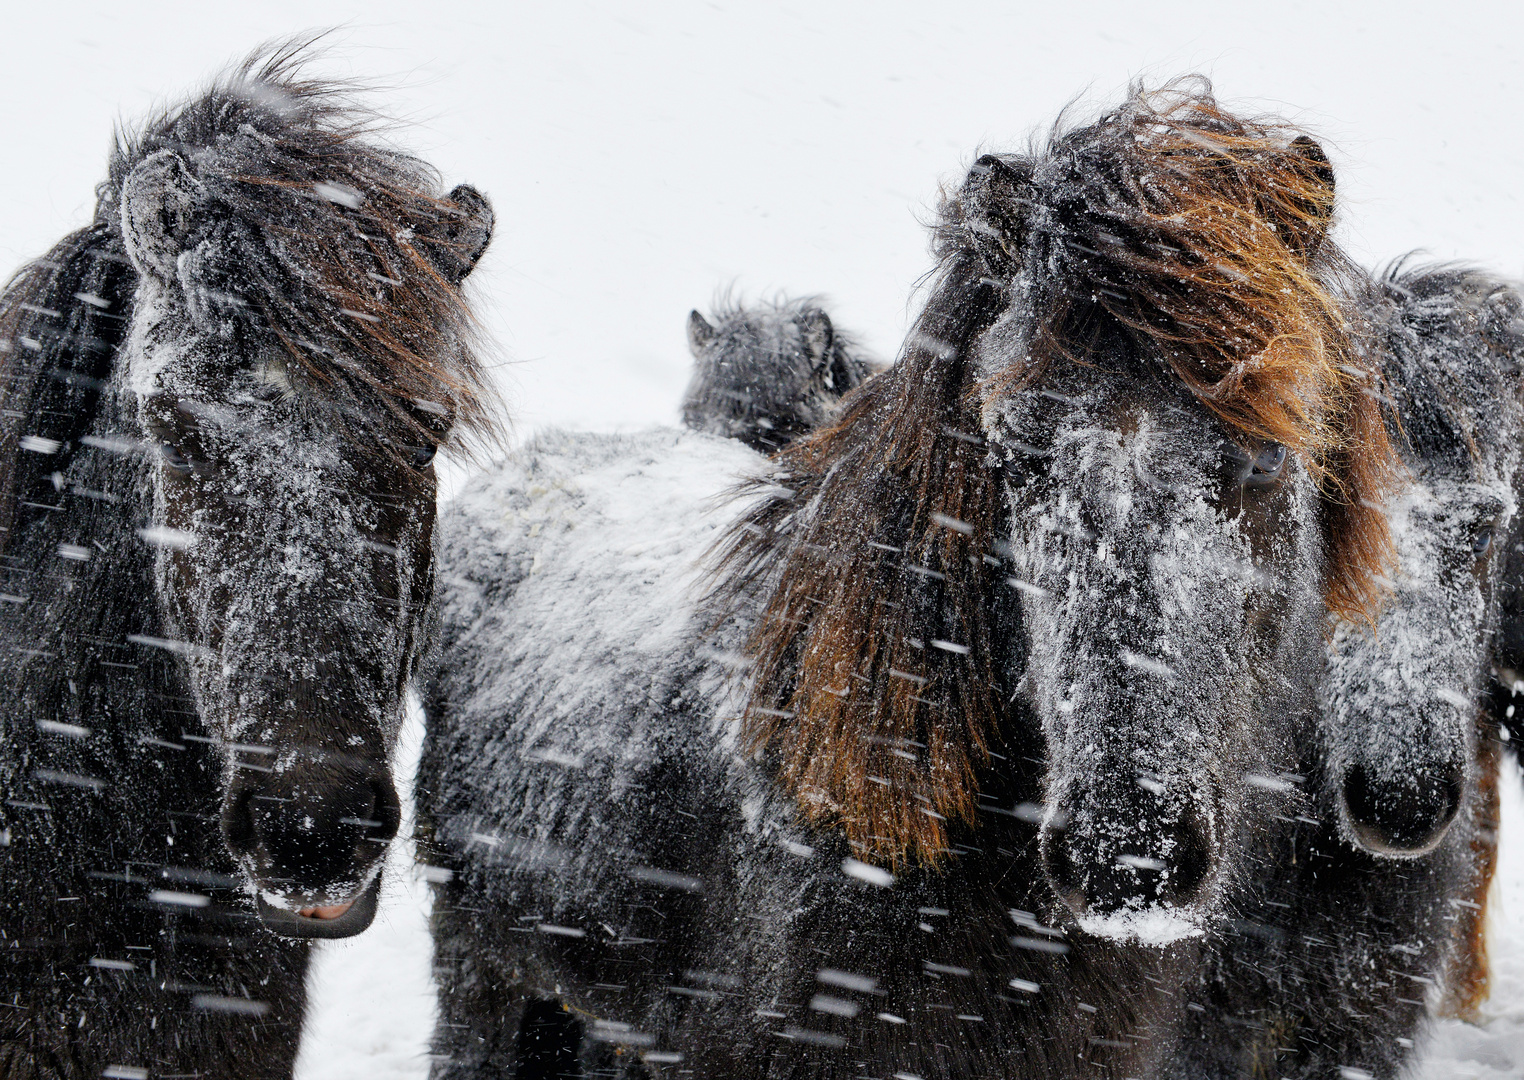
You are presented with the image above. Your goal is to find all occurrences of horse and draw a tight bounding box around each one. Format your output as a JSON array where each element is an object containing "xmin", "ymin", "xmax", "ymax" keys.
[
  {"xmin": 1159, "ymin": 264, "xmax": 1524, "ymax": 1078},
  {"xmin": 674, "ymin": 277, "xmax": 1523, "ymax": 1076},
  {"xmin": 415, "ymin": 80, "xmax": 1398, "ymax": 1078},
  {"xmin": 682, "ymin": 298, "xmax": 880, "ymax": 452},
  {"xmin": 0, "ymin": 46, "xmax": 496, "ymax": 1078}
]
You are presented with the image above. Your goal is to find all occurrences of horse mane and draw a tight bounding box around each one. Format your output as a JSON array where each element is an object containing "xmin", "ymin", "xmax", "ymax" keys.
[
  {"xmin": 711, "ymin": 78, "xmax": 1401, "ymax": 867},
  {"xmin": 0, "ymin": 226, "xmax": 136, "ymax": 554},
  {"xmin": 108, "ymin": 39, "xmax": 498, "ymax": 445},
  {"xmin": 1373, "ymin": 259, "xmax": 1524, "ymax": 475}
]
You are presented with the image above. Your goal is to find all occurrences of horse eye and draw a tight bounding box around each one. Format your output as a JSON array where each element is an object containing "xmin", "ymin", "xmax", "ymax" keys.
[
  {"xmin": 1473, "ymin": 528, "xmax": 1495, "ymax": 559},
  {"xmin": 1244, "ymin": 443, "xmax": 1287, "ymax": 488},
  {"xmin": 160, "ymin": 443, "xmax": 192, "ymax": 474},
  {"xmin": 410, "ymin": 444, "xmax": 437, "ymax": 469}
]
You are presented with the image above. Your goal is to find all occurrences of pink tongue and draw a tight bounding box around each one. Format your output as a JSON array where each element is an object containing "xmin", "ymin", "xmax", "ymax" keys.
[{"xmin": 297, "ymin": 902, "xmax": 354, "ymax": 920}]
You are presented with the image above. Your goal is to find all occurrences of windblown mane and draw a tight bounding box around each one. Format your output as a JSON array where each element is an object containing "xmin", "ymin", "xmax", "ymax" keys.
[
  {"xmin": 0, "ymin": 40, "xmax": 499, "ymax": 546},
  {"xmin": 712, "ymin": 79, "xmax": 1401, "ymax": 866},
  {"xmin": 1375, "ymin": 260, "xmax": 1524, "ymax": 473}
]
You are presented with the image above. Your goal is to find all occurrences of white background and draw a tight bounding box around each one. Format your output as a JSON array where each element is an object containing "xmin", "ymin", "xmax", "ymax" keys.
[{"xmin": 3, "ymin": 3, "xmax": 1523, "ymax": 1076}]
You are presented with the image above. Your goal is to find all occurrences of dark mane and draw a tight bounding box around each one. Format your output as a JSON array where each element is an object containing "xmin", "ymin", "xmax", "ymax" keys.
[
  {"xmin": 1375, "ymin": 260, "xmax": 1524, "ymax": 474},
  {"xmin": 0, "ymin": 40, "xmax": 501, "ymax": 550},
  {"xmin": 105, "ymin": 40, "xmax": 499, "ymax": 447},
  {"xmin": 0, "ymin": 226, "xmax": 132, "ymax": 551},
  {"xmin": 711, "ymin": 79, "xmax": 1402, "ymax": 867}
]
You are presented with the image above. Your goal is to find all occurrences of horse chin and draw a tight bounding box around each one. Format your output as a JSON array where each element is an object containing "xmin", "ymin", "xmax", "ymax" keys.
[
  {"xmin": 253, "ymin": 874, "xmax": 382, "ymax": 940},
  {"xmin": 1073, "ymin": 902, "xmax": 1209, "ymax": 948}
]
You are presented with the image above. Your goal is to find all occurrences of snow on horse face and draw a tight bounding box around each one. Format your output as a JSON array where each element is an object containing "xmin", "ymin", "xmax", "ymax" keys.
[
  {"xmin": 682, "ymin": 298, "xmax": 881, "ymax": 452},
  {"xmin": 1157, "ymin": 266, "xmax": 1524, "ymax": 1080},
  {"xmin": 1321, "ymin": 267, "xmax": 1524, "ymax": 860},
  {"xmin": 986, "ymin": 357, "xmax": 1326, "ymax": 933},
  {"xmin": 736, "ymin": 81, "xmax": 1396, "ymax": 942},
  {"xmin": 0, "ymin": 47, "xmax": 494, "ymax": 972},
  {"xmin": 111, "ymin": 104, "xmax": 494, "ymax": 930}
]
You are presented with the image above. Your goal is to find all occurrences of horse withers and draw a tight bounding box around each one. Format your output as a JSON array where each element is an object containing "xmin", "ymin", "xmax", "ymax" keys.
[
  {"xmin": 0, "ymin": 47, "xmax": 496, "ymax": 1077},
  {"xmin": 417, "ymin": 81, "xmax": 1396, "ymax": 1078}
]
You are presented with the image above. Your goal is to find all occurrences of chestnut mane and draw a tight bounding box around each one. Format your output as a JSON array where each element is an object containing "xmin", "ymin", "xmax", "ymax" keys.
[{"xmin": 711, "ymin": 79, "xmax": 1400, "ymax": 867}]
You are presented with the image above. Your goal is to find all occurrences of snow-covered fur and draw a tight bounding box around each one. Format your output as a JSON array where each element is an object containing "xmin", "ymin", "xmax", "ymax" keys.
[
  {"xmin": 0, "ymin": 46, "xmax": 494, "ymax": 1078},
  {"xmin": 418, "ymin": 82, "xmax": 1396, "ymax": 1079},
  {"xmin": 1160, "ymin": 266, "xmax": 1524, "ymax": 1079},
  {"xmin": 1329, "ymin": 267, "xmax": 1524, "ymax": 860},
  {"xmin": 418, "ymin": 429, "xmax": 1197, "ymax": 1079},
  {"xmin": 682, "ymin": 298, "xmax": 880, "ymax": 452}
]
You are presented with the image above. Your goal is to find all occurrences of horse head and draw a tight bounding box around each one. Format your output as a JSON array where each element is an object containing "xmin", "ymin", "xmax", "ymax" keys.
[
  {"xmin": 724, "ymin": 80, "xmax": 1399, "ymax": 945},
  {"xmin": 108, "ymin": 55, "xmax": 496, "ymax": 935},
  {"xmin": 683, "ymin": 298, "xmax": 880, "ymax": 452},
  {"xmin": 1326, "ymin": 267, "xmax": 1524, "ymax": 857}
]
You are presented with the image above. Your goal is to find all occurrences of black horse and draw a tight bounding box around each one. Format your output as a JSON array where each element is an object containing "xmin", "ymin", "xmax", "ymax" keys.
[
  {"xmin": 682, "ymin": 298, "xmax": 880, "ymax": 452},
  {"xmin": 417, "ymin": 81, "xmax": 1398, "ymax": 1078},
  {"xmin": 1159, "ymin": 264, "xmax": 1524, "ymax": 1079},
  {"xmin": 0, "ymin": 47, "xmax": 496, "ymax": 1077}
]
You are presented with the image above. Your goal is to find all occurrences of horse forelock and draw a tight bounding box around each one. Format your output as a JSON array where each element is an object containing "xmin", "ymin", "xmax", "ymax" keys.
[
  {"xmin": 945, "ymin": 77, "xmax": 1399, "ymax": 626},
  {"xmin": 100, "ymin": 40, "xmax": 500, "ymax": 454}
]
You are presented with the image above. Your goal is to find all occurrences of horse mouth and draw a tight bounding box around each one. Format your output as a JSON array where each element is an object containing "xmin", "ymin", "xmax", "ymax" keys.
[
  {"xmin": 255, "ymin": 874, "xmax": 382, "ymax": 939},
  {"xmin": 1074, "ymin": 903, "xmax": 1209, "ymax": 947},
  {"xmin": 299, "ymin": 901, "xmax": 354, "ymax": 919}
]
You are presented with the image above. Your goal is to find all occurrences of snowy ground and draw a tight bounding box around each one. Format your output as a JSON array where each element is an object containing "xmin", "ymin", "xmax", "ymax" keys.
[{"xmin": 5, "ymin": 2, "xmax": 1524, "ymax": 1076}]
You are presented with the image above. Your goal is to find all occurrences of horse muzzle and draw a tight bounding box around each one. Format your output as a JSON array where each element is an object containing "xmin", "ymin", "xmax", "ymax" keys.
[
  {"xmin": 1338, "ymin": 754, "xmax": 1465, "ymax": 857},
  {"xmin": 1040, "ymin": 785, "xmax": 1220, "ymax": 939},
  {"xmin": 222, "ymin": 753, "xmax": 401, "ymax": 937}
]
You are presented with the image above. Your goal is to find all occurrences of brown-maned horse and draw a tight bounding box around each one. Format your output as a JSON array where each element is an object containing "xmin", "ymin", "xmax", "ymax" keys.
[{"xmin": 416, "ymin": 80, "xmax": 1397, "ymax": 1079}]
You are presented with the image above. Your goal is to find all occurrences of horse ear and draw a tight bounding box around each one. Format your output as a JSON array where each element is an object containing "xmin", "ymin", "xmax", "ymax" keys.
[
  {"xmin": 799, "ymin": 308, "xmax": 834, "ymax": 373},
  {"xmin": 961, "ymin": 154, "xmax": 1033, "ymax": 279},
  {"xmin": 688, "ymin": 309, "xmax": 717, "ymax": 354},
  {"xmin": 426, "ymin": 184, "xmax": 495, "ymax": 284},
  {"xmin": 120, "ymin": 149, "xmax": 202, "ymax": 282},
  {"xmin": 1282, "ymin": 135, "xmax": 1336, "ymax": 260}
]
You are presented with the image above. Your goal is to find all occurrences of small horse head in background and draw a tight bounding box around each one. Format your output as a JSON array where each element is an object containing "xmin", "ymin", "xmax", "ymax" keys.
[{"xmin": 683, "ymin": 297, "xmax": 880, "ymax": 452}]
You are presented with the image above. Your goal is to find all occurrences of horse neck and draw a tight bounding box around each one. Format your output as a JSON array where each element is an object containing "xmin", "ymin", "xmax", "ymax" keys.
[{"xmin": 0, "ymin": 228, "xmax": 191, "ymax": 782}]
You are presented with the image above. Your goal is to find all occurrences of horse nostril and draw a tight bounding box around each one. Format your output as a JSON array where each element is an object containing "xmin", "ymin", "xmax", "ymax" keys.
[
  {"xmin": 1162, "ymin": 808, "xmax": 1214, "ymax": 905},
  {"xmin": 222, "ymin": 784, "xmax": 258, "ymax": 859},
  {"xmin": 1041, "ymin": 805, "xmax": 1217, "ymax": 916},
  {"xmin": 1342, "ymin": 759, "xmax": 1464, "ymax": 855},
  {"xmin": 221, "ymin": 763, "xmax": 400, "ymax": 895},
  {"xmin": 367, "ymin": 780, "xmax": 402, "ymax": 842},
  {"xmin": 1040, "ymin": 822, "xmax": 1089, "ymax": 914}
]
